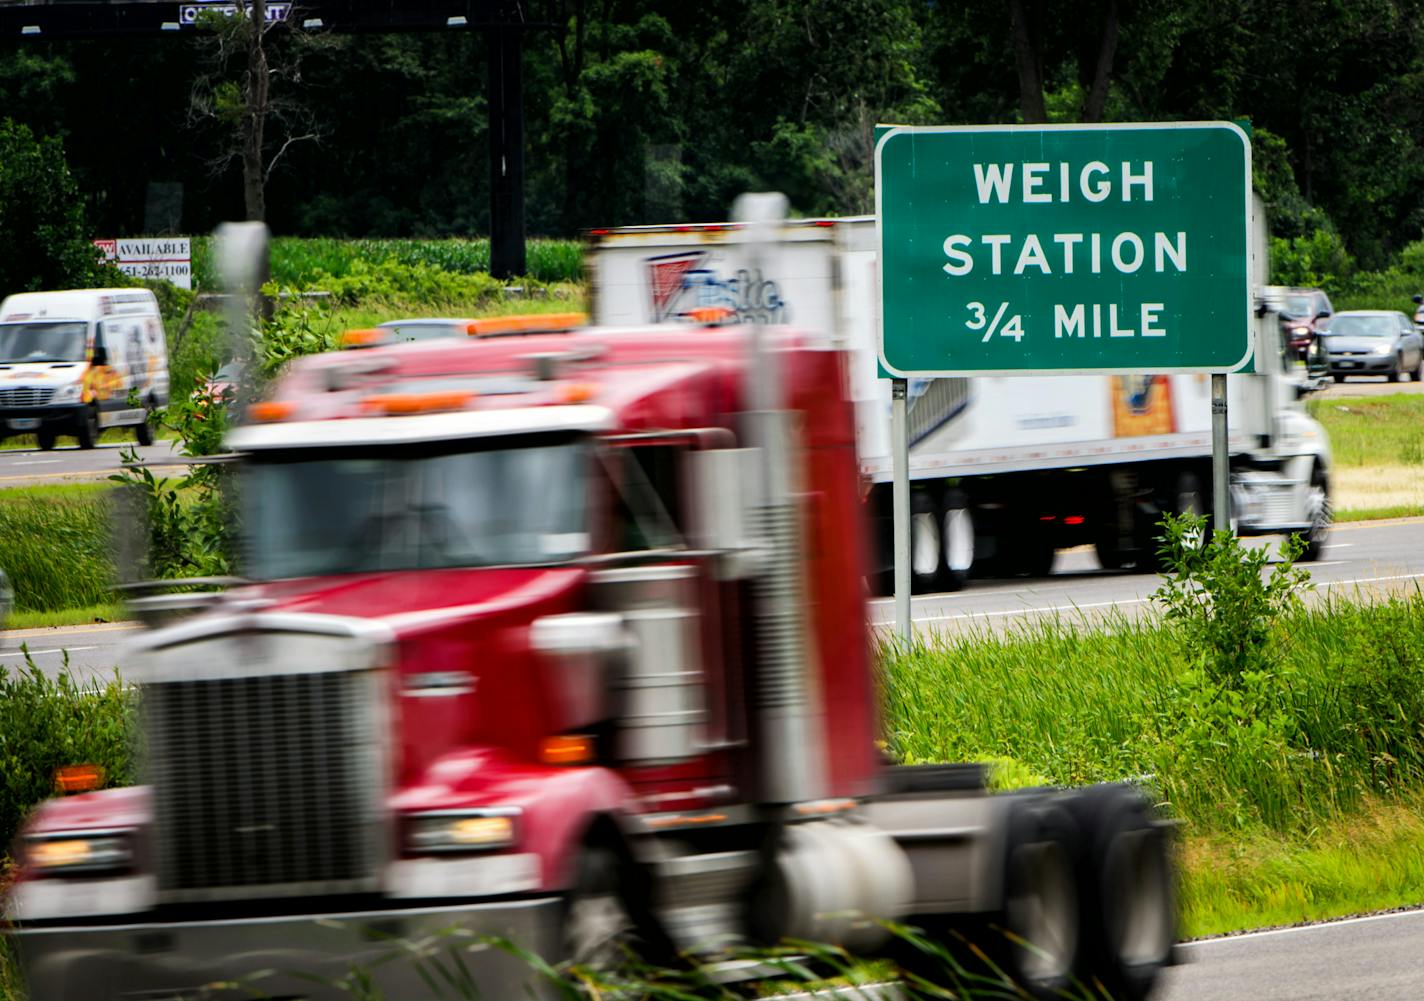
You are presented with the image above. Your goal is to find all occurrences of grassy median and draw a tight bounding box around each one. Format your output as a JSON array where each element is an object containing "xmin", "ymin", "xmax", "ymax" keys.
[{"xmin": 1308, "ymin": 393, "xmax": 1424, "ymax": 520}]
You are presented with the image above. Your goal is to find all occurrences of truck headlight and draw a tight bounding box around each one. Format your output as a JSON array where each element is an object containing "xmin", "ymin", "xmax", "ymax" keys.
[
  {"xmin": 404, "ymin": 810, "xmax": 518, "ymax": 854},
  {"xmin": 25, "ymin": 831, "xmax": 133, "ymax": 875},
  {"xmin": 1373, "ymin": 344, "xmax": 1393, "ymax": 355},
  {"xmin": 50, "ymin": 383, "xmax": 83, "ymax": 404}
]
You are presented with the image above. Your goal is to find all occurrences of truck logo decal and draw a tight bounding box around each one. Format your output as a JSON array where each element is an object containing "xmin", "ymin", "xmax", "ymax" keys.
[
  {"xmin": 647, "ymin": 252, "xmax": 708, "ymax": 322},
  {"xmin": 645, "ymin": 253, "xmax": 792, "ymax": 325}
]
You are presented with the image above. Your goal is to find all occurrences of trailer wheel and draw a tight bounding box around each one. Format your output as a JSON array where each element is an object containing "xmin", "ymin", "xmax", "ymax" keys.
[
  {"xmin": 940, "ymin": 490, "xmax": 974, "ymax": 591},
  {"xmin": 1063, "ymin": 785, "xmax": 1176, "ymax": 1001},
  {"xmin": 911, "ymin": 491, "xmax": 942, "ymax": 594}
]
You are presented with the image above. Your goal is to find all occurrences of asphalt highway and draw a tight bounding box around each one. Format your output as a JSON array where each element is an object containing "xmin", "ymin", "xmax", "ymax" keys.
[
  {"xmin": 1159, "ymin": 909, "xmax": 1424, "ymax": 1000},
  {"xmin": 0, "ymin": 438, "xmax": 185, "ymax": 487},
  {"xmin": 868, "ymin": 516, "xmax": 1424, "ymax": 635}
]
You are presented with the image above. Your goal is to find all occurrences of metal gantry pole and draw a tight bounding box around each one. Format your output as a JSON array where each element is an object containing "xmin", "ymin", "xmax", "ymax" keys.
[
  {"xmin": 891, "ymin": 379, "xmax": 911, "ymax": 644},
  {"xmin": 1211, "ymin": 373, "xmax": 1230, "ymax": 535}
]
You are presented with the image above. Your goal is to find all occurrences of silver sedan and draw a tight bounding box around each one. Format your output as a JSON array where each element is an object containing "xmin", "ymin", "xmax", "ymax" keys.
[{"xmin": 1320, "ymin": 310, "xmax": 1424, "ymax": 383}]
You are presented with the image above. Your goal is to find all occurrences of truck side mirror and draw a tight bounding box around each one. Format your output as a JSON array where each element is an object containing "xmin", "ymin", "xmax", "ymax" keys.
[
  {"xmin": 1414, "ymin": 294, "xmax": 1423, "ymax": 305},
  {"xmin": 687, "ymin": 448, "xmax": 763, "ymax": 580},
  {"xmin": 91, "ymin": 340, "xmax": 108, "ymax": 367}
]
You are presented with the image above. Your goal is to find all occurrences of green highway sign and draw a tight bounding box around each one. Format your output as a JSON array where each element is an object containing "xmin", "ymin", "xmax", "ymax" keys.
[{"xmin": 875, "ymin": 122, "xmax": 1252, "ymax": 377}]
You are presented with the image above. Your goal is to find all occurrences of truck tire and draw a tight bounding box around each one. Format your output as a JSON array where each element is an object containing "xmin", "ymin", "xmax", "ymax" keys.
[
  {"xmin": 36, "ymin": 430, "xmax": 56, "ymax": 451},
  {"xmin": 940, "ymin": 490, "xmax": 974, "ymax": 591},
  {"xmin": 76, "ymin": 406, "xmax": 99, "ymax": 449},
  {"xmin": 911, "ymin": 491, "xmax": 942, "ymax": 594},
  {"xmin": 135, "ymin": 400, "xmax": 155, "ymax": 446},
  {"xmin": 561, "ymin": 832, "xmax": 677, "ymax": 970},
  {"xmin": 1063, "ymin": 785, "xmax": 1175, "ymax": 1001},
  {"xmin": 897, "ymin": 798, "xmax": 1081, "ymax": 1000},
  {"xmin": 1299, "ymin": 464, "xmax": 1331, "ymax": 562},
  {"xmin": 1388, "ymin": 356, "xmax": 1402, "ymax": 382}
]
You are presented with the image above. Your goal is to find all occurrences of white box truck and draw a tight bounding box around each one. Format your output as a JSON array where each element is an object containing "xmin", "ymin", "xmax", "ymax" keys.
[
  {"xmin": 587, "ymin": 211, "xmax": 1331, "ymax": 591},
  {"xmin": 0, "ymin": 288, "xmax": 169, "ymax": 449}
]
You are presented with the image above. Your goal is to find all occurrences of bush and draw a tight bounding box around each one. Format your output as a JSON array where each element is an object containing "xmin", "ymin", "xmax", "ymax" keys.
[
  {"xmin": 0, "ymin": 488, "xmax": 113, "ymax": 611},
  {"xmin": 0, "ymin": 659, "xmax": 134, "ymax": 852},
  {"xmin": 0, "ymin": 118, "xmax": 110, "ymax": 298}
]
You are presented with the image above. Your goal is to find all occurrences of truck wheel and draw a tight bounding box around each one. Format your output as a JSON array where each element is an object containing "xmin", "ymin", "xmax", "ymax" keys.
[
  {"xmin": 1063, "ymin": 785, "xmax": 1175, "ymax": 1001},
  {"xmin": 1094, "ymin": 538, "xmax": 1125, "ymax": 571},
  {"xmin": 135, "ymin": 402, "xmax": 154, "ymax": 446},
  {"xmin": 900, "ymin": 799, "xmax": 1081, "ymax": 1000},
  {"xmin": 1299, "ymin": 465, "xmax": 1331, "ymax": 562},
  {"xmin": 76, "ymin": 406, "xmax": 100, "ymax": 449},
  {"xmin": 998, "ymin": 800, "xmax": 1080, "ymax": 997},
  {"xmin": 911, "ymin": 492, "xmax": 942, "ymax": 594},
  {"xmin": 940, "ymin": 490, "xmax": 974, "ymax": 591},
  {"xmin": 1332, "ymin": 373, "xmax": 1345, "ymax": 383},
  {"xmin": 562, "ymin": 843, "xmax": 676, "ymax": 970},
  {"xmin": 1388, "ymin": 357, "xmax": 1402, "ymax": 383},
  {"xmin": 36, "ymin": 430, "xmax": 56, "ymax": 451}
]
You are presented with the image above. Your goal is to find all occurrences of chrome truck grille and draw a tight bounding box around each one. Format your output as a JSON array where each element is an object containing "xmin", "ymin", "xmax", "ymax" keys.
[
  {"xmin": 135, "ymin": 615, "xmax": 391, "ymax": 903},
  {"xmin": 0, "ymin": 386, "xmax": 55, "ymax": 407}
]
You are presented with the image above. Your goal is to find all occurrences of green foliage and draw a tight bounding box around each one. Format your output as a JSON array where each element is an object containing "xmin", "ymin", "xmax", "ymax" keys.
[
  {"xmin": 0, "ymin": 119, "xmax": 107, "ymax": 298},
  {"xmin": 111, "ymin": 381, "xmax": 234, "ymax": 580},
  {"xmin": 1152, "ymin": 513, "xmax": 1311, "ymax": 685},
  {"xmin": 189, "ymin": 237, "xmax": 583, "ymax": 290},
  {"xmin": 1270, "ymin": 228, "xmax": 1356, "ymax": 294},
  {"xmin": 0, "ymin": 489, "xmax": 113, "ymax": 611},
  {"xmin": 0, "ymin": 658, "xmax": 134, "ymax": 853}
]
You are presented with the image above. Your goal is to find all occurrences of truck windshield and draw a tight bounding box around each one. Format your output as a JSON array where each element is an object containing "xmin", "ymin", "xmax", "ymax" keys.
[
  {"xmin": 242, "ymin": 436, "xmax": 591, "ymax": 579},
  {"xmin": 0, "ymin": 321, "xmax": 88, "ymax": 363}
]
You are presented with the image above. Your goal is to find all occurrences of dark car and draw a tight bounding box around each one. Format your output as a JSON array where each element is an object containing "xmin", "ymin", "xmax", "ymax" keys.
[
  {"xmin": 1320, "ymin": 310, "xmax": 1424, "ymax": 383},
  {"xmin": 1280, "ymin": 288, "xmax": 1333, "ymax": 359}
]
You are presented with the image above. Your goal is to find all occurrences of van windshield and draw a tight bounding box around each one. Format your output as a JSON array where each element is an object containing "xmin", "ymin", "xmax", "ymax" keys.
[{"xmin": 0, "ymin": 322, "xmax": 89, "ymax": 363}]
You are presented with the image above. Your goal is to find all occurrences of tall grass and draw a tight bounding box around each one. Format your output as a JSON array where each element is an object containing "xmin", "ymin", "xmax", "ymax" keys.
[
  {"xmin": 0, "ymin": 486, "xmax": 113, "ymax": 612},
  {"xmin": 1307, "ymin": 394, "xmax": 1424, "ymax": 467},
  {"xmin": 190, "ymin": 236, "xmax": 584, "ymax": 289},
  {"xmin": 882, "ymin": 592, "xmax": 1424, "ymax": 833}
]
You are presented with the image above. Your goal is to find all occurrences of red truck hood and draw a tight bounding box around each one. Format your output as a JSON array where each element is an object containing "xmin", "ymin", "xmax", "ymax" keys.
[{"xmin": 249, "ymin": 565, "xmax": 585, "ymax": 637}]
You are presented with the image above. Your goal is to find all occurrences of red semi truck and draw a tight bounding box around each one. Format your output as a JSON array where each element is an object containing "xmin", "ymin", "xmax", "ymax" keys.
[{"xmin": 5, "ymin": 315, "xmax": 1175, "ymax": 999}]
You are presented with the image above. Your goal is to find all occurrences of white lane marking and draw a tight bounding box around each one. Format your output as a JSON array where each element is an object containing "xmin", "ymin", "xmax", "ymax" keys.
[
  {"xmin": 1320, "ymin": 571, "xmax": 1424, "ymax": 588},
  {"xmin": 1326, "ymin": 543, "xmax": 1354, "ymax": 548},
  {"xmin": 869, "ymin": 570, "xmax": 1424, "ymax": 626},
  {"xmin": 1311, "ymin": 561, "xmax": 1347, "ymax": 567},
  {"xmin": 10, "ymin": 459, "xmax": 61, "ymax": 466},
  {"xmin": 0, "ymin": 645, "xmax": 98, "ymax": 659},
  {"xmin": 1180, "ymin": 907, "xmax": 1424, "ymax": 948},
  {"xmin": 872, "ymin": 596, "xmax": 1151, "ymax": 626}
]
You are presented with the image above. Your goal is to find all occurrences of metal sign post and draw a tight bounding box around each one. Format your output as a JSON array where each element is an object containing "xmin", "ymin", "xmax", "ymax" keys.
[
  {"xmin": 891, "ymin": 379, "xmax": 911, "ymax": 644},
  {"xmin": 1212, "ymin": 373, "xmax": 1230, "ymax": 534}
]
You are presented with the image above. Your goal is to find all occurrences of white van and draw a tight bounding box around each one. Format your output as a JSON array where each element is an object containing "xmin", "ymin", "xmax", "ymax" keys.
[{"xmin": 0, "ymin": 288, "xmax": 169, "ymax": 449}]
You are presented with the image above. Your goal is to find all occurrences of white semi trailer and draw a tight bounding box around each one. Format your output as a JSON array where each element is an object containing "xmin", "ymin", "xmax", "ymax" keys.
[{"xmin": 587, "ymin": 212, "xmax": 1331, "ymax": 592}]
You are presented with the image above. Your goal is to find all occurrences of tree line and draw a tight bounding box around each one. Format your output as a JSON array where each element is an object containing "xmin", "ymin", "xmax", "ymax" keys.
[{"xmin": 1, "ymin": 0, "xmax": 1423, "ymax": 272}]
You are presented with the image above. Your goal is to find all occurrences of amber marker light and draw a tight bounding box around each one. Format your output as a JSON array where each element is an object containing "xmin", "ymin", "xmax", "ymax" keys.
[
  {"xmin": 467, "ymin": 313, "xmax": 588, "ymax": 337},
  {"xmin": 340, "ymin": 328, "xmax": 390, "ymax": 349},
  {"xmin": 540, "ymin": 734, "xmax": 594, "ymax": 765},
  {"xmin": 360, "ymin": 391, "xmax": 473, "ymax": 416},
  {"xmin": 248, "ymin": 400, "xmax": 296, "ymax": 423},
  {"xmin": 54, "ymin": 764, "xmax": 104, "ymax": 794}
]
